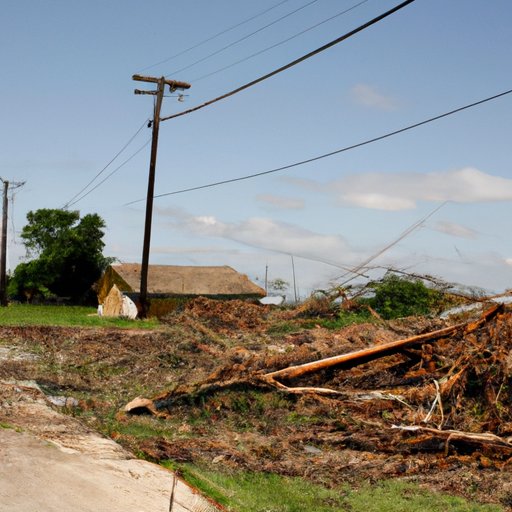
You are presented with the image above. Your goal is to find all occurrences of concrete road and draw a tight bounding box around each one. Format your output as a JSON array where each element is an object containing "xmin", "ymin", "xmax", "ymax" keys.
[
  {"xmin": 0, "ymin": 380, "xmax": 221, "ymax": 512},
  {"xmin": 0, "ymin": 427, "xmax": 220, "ymax": 512}
]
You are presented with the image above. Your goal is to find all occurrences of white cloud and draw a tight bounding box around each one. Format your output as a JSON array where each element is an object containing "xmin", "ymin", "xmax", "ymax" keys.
[
  {"xmin": 432, "ymin": 221, "xmax": 478, "ymax": 239},
  {"xmin": 151, "ymin": 245, "xmax": 242, "ymax": 256},
  {"xmin": 351, "ymin": 83, "xmax": 399, "ymax": 111},
  {"xmin": 295, "ymin": 168, "xmax": 512, "ymax": 211},
  {"xmin": 256, "ymin": 194, "xmax": 304, "ymax": 210},
  {"xmin": 342, "ymin": 193, "xmax": 416, "ymax": 211},
  {"xmin": 157, "ymin": 207, "xmax": 359, "ymax": 267}
]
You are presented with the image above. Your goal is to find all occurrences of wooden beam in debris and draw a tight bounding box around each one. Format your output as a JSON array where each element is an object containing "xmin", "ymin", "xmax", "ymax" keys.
[{"xmin": 264, "ymin": 304, "xmax": 503, "ymax": 383}]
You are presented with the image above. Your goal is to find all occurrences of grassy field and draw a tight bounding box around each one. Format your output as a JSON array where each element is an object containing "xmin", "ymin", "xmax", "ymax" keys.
[{"xmin": 0, "ymin": 304, "xmax": 159, "ymax": 328}]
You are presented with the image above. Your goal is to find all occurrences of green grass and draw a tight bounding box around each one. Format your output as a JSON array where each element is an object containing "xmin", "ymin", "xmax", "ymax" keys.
[
  {"xmin": 0, "ymin": 304, "xmax": 159, "ymax": 328},
  {"xmin": 345, "ymin": 480, "xmax": 502, "ymax": 512},
  {"xmin": 162, "ymin": 465, "xmax": 503, "ymax": 512},
  {"xmin": 103, "ymin": 414, "xmax": 183, "ymax": 440},
  {"xmin": 0, "ymin": 422, "xmax": 23, "ymax": 432},
  {"xmin": 163, "ymin": 464, "xmax": 345, "ymax": 512},
  {"xmin": 301, "ymin": 309, "xmax": 374, "ymax": 330},
  {"xmin": 266, "ymin": 321, "xmax": 301, "ymax": 335}
]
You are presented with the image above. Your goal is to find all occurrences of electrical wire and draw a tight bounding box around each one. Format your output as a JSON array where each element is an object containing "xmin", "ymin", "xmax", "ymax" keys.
[
  {"xmin": 67, "ymin": 139, "xmax": 151, "ymax": 208},
  {"xmin": 160, "ymin": 0, "xmax": 416, "ymax": 122},
  {"xmin": 191, "ymin": 0, "xmax": 369, "ymax": 83},
  {"xmin": 164, "ymin": 0, "xmax": 320, "ymax": 77},
  {"xmin": 62, "ymin": 118, "xmax": 149, "ymax": 209},
  {"xmin": 337, "ymin": 201, "xmax": 448, "ymax": 285},
  {"xmin": 138, "ymin": 0, "xmax": 293, "ymax": 73},
  {"xmin": 124, "ymin": 87, "xmax": 512, "ymax": 206}
]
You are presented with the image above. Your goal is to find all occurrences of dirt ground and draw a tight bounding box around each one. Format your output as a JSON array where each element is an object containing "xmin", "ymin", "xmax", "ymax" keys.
[{"xmin": 2, "ymin": 297, "xmax": 512, "ymax": 509}]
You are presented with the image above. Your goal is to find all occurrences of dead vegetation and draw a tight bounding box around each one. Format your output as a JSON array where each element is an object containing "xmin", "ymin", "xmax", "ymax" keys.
[{"xmin": 2, "ymin": 292, "xmax": 512, "ymax": 508}]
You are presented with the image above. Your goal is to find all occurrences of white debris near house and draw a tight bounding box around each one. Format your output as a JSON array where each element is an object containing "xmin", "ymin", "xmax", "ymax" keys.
[
  {"xmin": 101, "ymin": 284, "xmax": 138, "ymax": 319},
  {"xmin": 259, "ymin": 295, "xmax": 285, "ymax": 306}
]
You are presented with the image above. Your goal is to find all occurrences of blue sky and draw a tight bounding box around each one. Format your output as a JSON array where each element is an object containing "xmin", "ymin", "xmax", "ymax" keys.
[{"xmin": 2, "ymin": 0, "xmax": 512, "ymax": 297}]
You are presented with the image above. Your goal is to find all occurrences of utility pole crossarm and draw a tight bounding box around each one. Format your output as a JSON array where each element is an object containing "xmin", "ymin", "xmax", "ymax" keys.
[{"xmin": 132, "ymin": 74, "xmax": 191, "ymax": 91}]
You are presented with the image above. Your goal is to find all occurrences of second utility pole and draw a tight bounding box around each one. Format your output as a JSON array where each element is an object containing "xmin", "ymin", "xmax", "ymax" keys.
[
  {"xmin": 133, "ymin": 74, "xmax": 191, "ymax": 318},
  {"xmin": 0, "ymin": 178, "xmax": 25, "ymax": 307},
  {"xmin": 0, "ymin": 179, "xmax": 8, "ymax": 307}
]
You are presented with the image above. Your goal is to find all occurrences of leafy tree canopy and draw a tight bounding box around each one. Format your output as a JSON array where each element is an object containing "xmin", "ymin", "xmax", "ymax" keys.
[
  {"xmin": 9, "ymin": 209, "xmax": 113, "ymax": 303},
  {"xmin": 363, "ymin": 273, "xmax": 442, "ymax": 320}
]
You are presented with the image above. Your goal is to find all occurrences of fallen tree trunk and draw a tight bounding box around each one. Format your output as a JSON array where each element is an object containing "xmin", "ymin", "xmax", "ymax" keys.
[{"xmin": 263, "ymin": 304, "xmax": 502, "ymax": 383}]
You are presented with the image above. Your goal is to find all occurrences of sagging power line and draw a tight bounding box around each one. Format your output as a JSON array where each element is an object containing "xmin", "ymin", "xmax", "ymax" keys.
[
  {"xmin": 191, "ymin": 0, "xmax": 369, "ymax": 84},
  {"xmin": 338, "ymin": 201, "xmax": 449, "ymax": 286},
  {"xmin": 63, "ymin": 118, "xmax": 149, "ymax": 209},
  {"xmin": 138, "ymin": 0, "xmax": 293, "ymax": 73},
  {"xmin": 160, "ymin": 0, "xmax": 416, "ymax": 122},
  {"xmin": 124, "ymin": 87, "xmax": 512, "ymax": 206},
  {"xmin": 66, "ymin": 139, "xmax": 151, "ymax": 208},
  {"xmin": 164, "ymin": 0, "xmax": 320, "ymax": 77}
]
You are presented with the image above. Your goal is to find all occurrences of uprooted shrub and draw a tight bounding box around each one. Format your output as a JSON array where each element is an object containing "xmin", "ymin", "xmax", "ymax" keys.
[{"xmin": 360, "ymin": 273, "xmax": 443, "ymax": 320}]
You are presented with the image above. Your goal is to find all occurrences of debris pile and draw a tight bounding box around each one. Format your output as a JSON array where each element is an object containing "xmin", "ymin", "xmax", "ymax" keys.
[
  {"xmin": 165, "ymin": 297, "xmax": 273, "ymax": 334},
  {"xmin": 126, "ymin": 303, "xmax": 512, "ymax": 505},
  {"xmin": 4, "ymin": 297, "xmax": 512, "ymax": 507}
]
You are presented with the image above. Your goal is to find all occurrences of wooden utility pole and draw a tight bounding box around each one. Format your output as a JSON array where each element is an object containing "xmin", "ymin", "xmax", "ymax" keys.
[
  {"xmin": 0, "ymin": 179, "xmax": 9, "ymax": 307},
  {"xmin": 0, "ymin": 178, "xmax": 24, "ymax": 307},
  {"xmin": 291, "ymin": 254, "xmax": 298, "ymax": 303},
  {"xmin": 132, "ymin": 75, "xmax": 191, "ymax": 318}
]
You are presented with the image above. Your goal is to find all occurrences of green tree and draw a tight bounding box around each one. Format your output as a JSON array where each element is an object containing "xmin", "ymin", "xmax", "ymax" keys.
[
  {"xmin": 364, "ymin": 273, "xmax": 441, "ymax": 320},
  {"xmin": 9, "ymin": 209, "xmax": 113, "ymax": 303},
  {"xmin": 268, "ymin": 278, "xmax": 289, "ymax": 294}
]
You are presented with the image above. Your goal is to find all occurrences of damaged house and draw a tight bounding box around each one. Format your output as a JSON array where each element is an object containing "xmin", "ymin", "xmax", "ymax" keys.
[{"xmin": 96, "ymin": 263, "xmax": 266, "ymax": 317}]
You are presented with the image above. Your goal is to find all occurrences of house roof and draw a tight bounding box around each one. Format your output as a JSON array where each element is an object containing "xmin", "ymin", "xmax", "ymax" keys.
[{"xmin": 109, "ymin": 263, "xmax": 266, "ymax": 297}]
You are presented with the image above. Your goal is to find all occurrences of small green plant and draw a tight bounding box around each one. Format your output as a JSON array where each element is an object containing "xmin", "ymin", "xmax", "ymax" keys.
[
  {"xmin": 266, "ymin": 321, "xmax": 300, "ymax": 335},
  {"xmin": 302, "ymin": 308, "xmax": 374, "ymax": 330},
  {"xmin": 285, "ymin": 412, "xmax": 322, "ymax": 426},
  {"xmin": 0, "ymin": 422, "xmax": 23, "ymax": 432}
]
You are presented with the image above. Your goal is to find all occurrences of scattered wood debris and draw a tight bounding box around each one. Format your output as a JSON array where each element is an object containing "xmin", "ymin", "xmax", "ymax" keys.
[{"xmin": 132, "ymin": 302, "xmax": 512, "ymax": 476}]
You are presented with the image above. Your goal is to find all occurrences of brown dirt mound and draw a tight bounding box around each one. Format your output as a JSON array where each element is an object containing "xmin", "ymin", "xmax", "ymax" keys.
[{"xmin": 165, "ymin": 297, "xmax": 272, "ymax": 333}]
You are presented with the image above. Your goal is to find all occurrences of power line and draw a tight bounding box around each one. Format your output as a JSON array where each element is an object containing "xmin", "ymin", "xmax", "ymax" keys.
[
  {"xmin": 192, "ymin": 0, "xmax": 369, "ymax": 83},
  {"xmin": 138, "ymin": 0, "xmax": 293, "ymax": 73},
  {"xmin": 164, "ymin": 0, "xmax": 320, "ymax": 77},
  {"xmin": 160, "ymin": 0, "xmax": 416, "ymax": 122},
  {"xmin": 62, "ymin": 118, "xmax": 149, "ymax": 209},
  {"xmin": 124, "ymin": 87, "xmax": 512, "ymax": 206},
  {"xmin": 67, "ymin": 139, "xmax": 151, "ymax": 208},
  {"xmin": 338, "ymin": 201, "xmax": 448, "ymax": 285}
]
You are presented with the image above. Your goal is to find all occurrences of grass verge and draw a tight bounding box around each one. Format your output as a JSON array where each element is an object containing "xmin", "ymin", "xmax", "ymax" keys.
[
  {"xmin": 0, "ymin": 304, "xmax": 159, "ymax": 328},
  {"xmin": 162, "ymin": 464, "xmax": 503, "ymax": 512}
]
